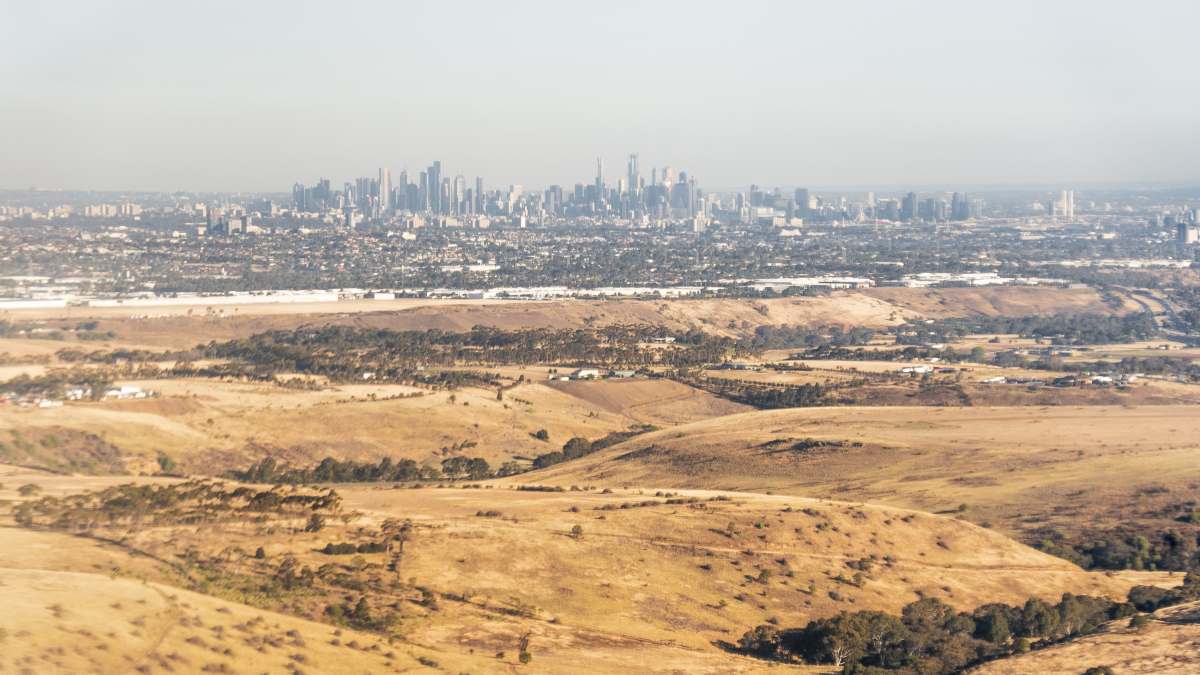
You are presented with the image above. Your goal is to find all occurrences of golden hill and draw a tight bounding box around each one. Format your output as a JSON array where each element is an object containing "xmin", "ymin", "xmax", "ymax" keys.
[
  {"xmin": 517, "ymin": 404, "xmax": 1200, "ymax": 540},
  {"xmin": 7, "ymin": 286, "xmax": 1128, "ymax": 349},
  {"xmin": 0, "ymin": 377, "xmax": 651, "ymax": 474},
  {"xmin": 0, "ymin": 468, "xmax": 1160, "ymax": 674}
]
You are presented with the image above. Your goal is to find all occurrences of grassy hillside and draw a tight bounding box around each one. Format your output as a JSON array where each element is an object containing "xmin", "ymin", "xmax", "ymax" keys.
[
  {"xmin": 6, "ymin": 286, "xmax": 1128, "ymax": 349},
  {"xmin": 0, "ymin": 467, "xmax": 1158, "ymax": 674},
  {"xmin": 519, "ymin": 405, "xmax": 1200, "ymax": 548},
  {"xmin": 0, "ymin": 378, "xmax": 648, "ymax": 475}
]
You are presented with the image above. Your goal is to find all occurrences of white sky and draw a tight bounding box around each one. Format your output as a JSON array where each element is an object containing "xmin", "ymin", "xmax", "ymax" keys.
[{"xmin": 2, "ymin": 0, "xmax": 1198, "ymax": 191}]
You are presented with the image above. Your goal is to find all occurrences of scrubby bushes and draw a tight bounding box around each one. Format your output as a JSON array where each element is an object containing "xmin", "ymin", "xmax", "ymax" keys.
[{"xmin": 320, "ymin": 541, "xmax": 387, "ymax": 555}]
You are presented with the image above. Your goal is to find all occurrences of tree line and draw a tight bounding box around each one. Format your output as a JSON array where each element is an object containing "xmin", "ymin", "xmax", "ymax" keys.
[
  {"xmin": 1033, "ymin": 526, "xmax": 1200, "ymax": 571},
  {"xmin": 202, "ymin": 324, "xmax": 744, "ymax": 379},
  {"xmin": 894, "ymin": 312, "xmax": 1158, "ymax": 346},
  {"xmin": 738, "ymin": 574, "xmax": 1200, "ymax": 673},
  {"xmin": 529, "ymin": 426, "xmax": 656, "ymax": 470}
]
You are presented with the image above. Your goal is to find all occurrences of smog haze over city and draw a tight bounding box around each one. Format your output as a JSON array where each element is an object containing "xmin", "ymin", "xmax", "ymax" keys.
[
  {"xmin": 3, "ymin": 0, "xmax": 1200, "ymax": 191},
  {"xmin": 3, "ymin": 3, "xmax": 1200, "ymax": 675}
]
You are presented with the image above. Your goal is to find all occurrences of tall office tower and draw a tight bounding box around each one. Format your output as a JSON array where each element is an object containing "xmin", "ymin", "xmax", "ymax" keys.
[
  {"xmin": 475, "ymin": 176, "xmax": 484, "ymax": 214},
  {"xmin": 595, "ymin": 157, "xmax": 604, "ymax": 202},
  {"xmin": 428, "ymin": 161, "xmax": 442, "ymax": 213},
  {"xmin": 794, "ymin": 188, "xmax": 810, "ymax": 217},
  {"xmin": 651, "ymin": 167, "xmax": 658, "ymax": 186},
  {"xmin": 627, "ymin": 154, "xmax": 639, "ymax": 210},
  {"xmin": 901, "ymin": 192, "xmax": 918, "ymax": 221},
  {"xmin": 314, "ymin": 178, "xmax": 331, "ymax": 209},
  {"xmin": 353, "ymin": 177, "xmax": 371, "ymax": 212},
  {"xmin": 378, "ymin": 168, "xmax": 391, "ymax": 214},
  {"xmin": 544, "ymin": 185, "xmax": 563, "ymax": 215},
  {"xmin": 1065, "ymin": 190, "xmax": 1075, "ymax": 221},
  {"xmin": 921, "ymin": 197, "xmax": 937, "ymax": 221},
  {"xmin": 292, "ymin": 183, "xmax": 306, "ymax": 210},
  {"xmin": 453, "ymin": 175, "xmax": 466, "ymax": 215},
  {"xmin": 395, "ymin": 170, "xmax": 409, "ymax": 211}
]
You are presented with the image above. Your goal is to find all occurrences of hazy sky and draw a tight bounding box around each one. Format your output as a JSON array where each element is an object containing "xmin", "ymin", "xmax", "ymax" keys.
[{"xmin": 2, "ymin": 0, "xmax": 1198, "ymax": 192}]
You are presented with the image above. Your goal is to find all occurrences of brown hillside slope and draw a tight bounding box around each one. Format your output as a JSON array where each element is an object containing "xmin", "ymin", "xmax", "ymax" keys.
[
  {"xmin": 0, "ymin": 378, "xmax": 645, "ymax": 474},
  {"xmin": 546, "ymin": 378, "xmax": 752, "ymax": 426},
  {"xmin": 517, "ymin": 405, "xmax": 1200, "ymax": 540},
  {"xmin": 336, "ymin": 484, "xmax": 1145, "ymax": 671},
  {"xmin": 0, "ymin": 531, "xmax": 487, "ymax": 674},
  {"xmin": 0, "ymin": 469, "xmax": 1152, "ymax": 674},
  {"xmin": 863, "ymin": 286, "xmax": 1130, "ymax": 318},
  {"xmin": 14, "ymin": 286, "xmax": 1128, "ymax": 349}
]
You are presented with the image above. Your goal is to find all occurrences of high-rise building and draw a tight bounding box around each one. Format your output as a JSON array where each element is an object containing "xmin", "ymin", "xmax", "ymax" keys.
[
  {"xmin": 453, "ymin": 175, "xmax": 466, "ymax": 215},
  {"xmin": 428, "ymin": 161, "xmax": 442, "ymax": 213},
  {"xmin": 901, "ymin": 192, "xmax": 918, "ymax": 221},
  {"xmin": 378, "ymin": 168, "xmax": 391, "ymax": 214},
  {"xmin": 594, "ymin": 157, "xmax": 605, "ymax": 208},
  {"xmin": 794, "ymin": 188, "xmax": 810, "ymax": 217},
  {"xmin": 626, "ymin": 154, "xmax": 639, "ymax": 212}
]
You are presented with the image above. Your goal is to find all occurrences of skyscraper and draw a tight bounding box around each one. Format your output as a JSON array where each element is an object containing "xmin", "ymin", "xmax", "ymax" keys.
[
  {"xmin": 428, "ymin": 161, "xmax": 442, "ymax": 213},
  {"xmin": 794, "ymin": 188, "xmax": 810, "ymax": 217},
  {"xmin": 626, "ymin": 154, "xmax": 639, "ymax": 212},
  {"xmin": 902, "ymin": 192, "xmax": 918, "ymax": 221},
  {"xmin": 453, "ymin": 175, "xmax": 466, "ymax": 215},
  {"xmin": 378, "ymin": 168, "xmax": 391, "ymax": 215}
]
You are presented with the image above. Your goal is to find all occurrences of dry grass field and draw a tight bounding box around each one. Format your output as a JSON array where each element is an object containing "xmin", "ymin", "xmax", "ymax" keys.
[
  {"xmin": 546, "ymin": 378, "xmax": 752, "ymax": 426},
  {"xmin": 1, "ymin": 286, "xmax": 1195, "ymax": 673},
  {"xmin": 3, "ymin": 286, "xmax": 1128, "ymax": 349},
  {"xmin": 522, "ymin": 405, "xmax": 1200, "ymax": 541},
  {"xmin": 0, "ymin": 376, "xmax": 654, "ymax": 474},
  {"xmin": 0, "ymin": 465, "xmax": 1169, "ymax": 674},
  {"xmin": 0, "ymin": 531, "xmax": 488, "ymax": 674},
  {"xmin": 862, "ymin": 286, "xmax": 1134, "ymax": 319}
]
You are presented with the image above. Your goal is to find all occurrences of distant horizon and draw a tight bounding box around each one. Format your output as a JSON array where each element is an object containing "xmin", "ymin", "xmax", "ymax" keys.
[
  {"xmin": 3, "ymin": 180, "xmax": 1200, "ymax": 199},
  {"xmin": 4, "ymin": 1, "xmax": 1200, "ymax": 191}
]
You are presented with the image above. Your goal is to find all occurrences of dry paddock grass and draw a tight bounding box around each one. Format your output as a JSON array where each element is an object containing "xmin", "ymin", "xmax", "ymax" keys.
[
  {"xmin": 524, "ymin": 404, "xmax": 1200, "ymax": 540},
  {"xmin": 0, "ymin": 468, "xmax": 1168, "ymax": 674}
]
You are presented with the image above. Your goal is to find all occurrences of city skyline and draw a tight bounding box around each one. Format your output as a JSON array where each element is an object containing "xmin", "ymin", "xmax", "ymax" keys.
[{"xmin": 3, "ymin": 1, "xmax": 1200, "ymax": 191}]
